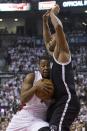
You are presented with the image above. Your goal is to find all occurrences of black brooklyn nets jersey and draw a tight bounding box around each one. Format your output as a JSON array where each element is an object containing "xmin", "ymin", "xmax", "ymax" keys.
[{"xmin": 52, "ymin": 54, "xmax": 76, "ymax": 101}]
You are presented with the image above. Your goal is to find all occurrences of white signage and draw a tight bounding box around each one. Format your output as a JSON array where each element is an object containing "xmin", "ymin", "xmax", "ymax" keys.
[
  {"xmin": 63, "ymin": 0, "xmax": 87, "ymax": 7},
  {"xmin": 38, "ymin": 1, "xmax": 56, "ymax": 10},
  {"xmin": 0, "ymin": 3, "xmax": 30, "ymax": 11}
]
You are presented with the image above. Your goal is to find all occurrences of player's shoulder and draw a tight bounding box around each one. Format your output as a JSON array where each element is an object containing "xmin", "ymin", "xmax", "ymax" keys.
[
  {"xmin": 59, "ymin": 52, "xmax": 70, "ymax": 63},
  {"xmin": 53, "ymin": 52, "xmax": 71, "ymax": 65},
  {"xmin": 24, "ymin": 72, "xmax": 35, "ymax": 83}
]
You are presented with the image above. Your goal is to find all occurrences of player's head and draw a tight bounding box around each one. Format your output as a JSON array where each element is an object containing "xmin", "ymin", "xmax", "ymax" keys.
[
  {"xmin": 48, "ymin": 33, "xmax": 56, "ymax": 52},
  {"xmin": 39, "ymin": 55, "xmax": 50, "ymax": 79}
]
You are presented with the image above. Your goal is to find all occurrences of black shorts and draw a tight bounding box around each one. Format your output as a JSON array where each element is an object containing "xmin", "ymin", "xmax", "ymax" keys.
[{"xmin": 47, "ymin": 95, "xmax": 80, "ymax": 131}]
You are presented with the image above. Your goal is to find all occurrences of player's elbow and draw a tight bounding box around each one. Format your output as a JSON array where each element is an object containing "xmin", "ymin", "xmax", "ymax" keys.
[
  {"xmin": 20, "ymin": 93, "xmax": 28, "ymax": 103},
  {"xmin": 20, "ymin": 94, "xmax": 25, "ymax": 103},
  {"xmin": 55, "ymin": 24, "xmax": 63, "ymax": 32}
]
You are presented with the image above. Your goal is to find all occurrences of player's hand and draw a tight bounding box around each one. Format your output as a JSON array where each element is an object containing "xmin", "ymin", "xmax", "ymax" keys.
[
  {"xmin": 34, "ymin": 79, "xmax": 54, "ymax": 101},
  {"xmin": 34, "ymin": 79, "xmax": 54, "ymax": 94},
  {"xmin": 33, "ymin": 79, "xmax": 48, "ymax": 92},
  {"xmin": 51, "ymin": 4, "xmax": 60, "ymax": 15},
  {"xmin": 41, "ymin": 79, "xmax": 54, "ymax": 93},
  {"xmin": 43, "ymin": 10, "xmax": 50, "ymax": 23}
]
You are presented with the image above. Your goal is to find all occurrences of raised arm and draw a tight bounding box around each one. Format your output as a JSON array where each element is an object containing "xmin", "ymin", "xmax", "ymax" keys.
[
  {"xmin": 20, "ymin": 73, "xmax": 35, "ymax": 103},
  {"xmin": 50, "ymin": 5, "xmax": 71, "ymax": 63},
  {"xmin": 43, "ymin": 11, "xmax": 52, "ymax": 52}
]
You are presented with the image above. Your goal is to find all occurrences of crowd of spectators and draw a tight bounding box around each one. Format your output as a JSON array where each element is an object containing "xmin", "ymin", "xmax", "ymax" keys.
[
  {"xmin": 0, "ymin": 75, "xmax": 24, "ymax": 131},
  {"xmin": 71, "ymin": 46, "xmax": 87, "ymax": 72},
  {"xmin": 0, "ymin": 40, "xmax": 87, "ymax": 130},
  {"xmin": 0, "ymin": 0, "xmax": 27, "ymax": 3},
  {"xmin": 6, "ymin": 38, "xmax": 87, "ymax": 73},
  {"xmin": 7, "ymin": 46, "xmax": 46, "ymax": 73}
]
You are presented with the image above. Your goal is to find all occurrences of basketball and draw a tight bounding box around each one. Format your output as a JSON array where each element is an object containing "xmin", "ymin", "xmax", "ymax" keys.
[{"xmin": 35, "ymin": 79, "xmax": 54, "ymax": 101}]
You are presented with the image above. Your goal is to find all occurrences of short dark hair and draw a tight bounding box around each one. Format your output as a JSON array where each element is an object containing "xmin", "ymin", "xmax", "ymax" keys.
[{"xmin": 39, "ymin": 54, "xmax": 50, "ymax": 64}]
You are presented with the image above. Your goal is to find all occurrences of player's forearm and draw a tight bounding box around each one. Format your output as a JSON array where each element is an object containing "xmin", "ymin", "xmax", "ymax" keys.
[
  {"xmin": 43, "ymin": 20, "xmax": 51, "ymax": 44},
  {"xmin": 50, "ymin": 11, "xmax": 63, "ymax": 30},
  {"xmin": 20, "ymin": 86, "xmax": 35, "ymax": 103}
]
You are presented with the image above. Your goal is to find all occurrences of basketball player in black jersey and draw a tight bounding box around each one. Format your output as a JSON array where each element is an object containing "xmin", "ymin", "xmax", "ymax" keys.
[{"xmin": 39, "ymin": 4, "xmax": 80, "ymax": 131}]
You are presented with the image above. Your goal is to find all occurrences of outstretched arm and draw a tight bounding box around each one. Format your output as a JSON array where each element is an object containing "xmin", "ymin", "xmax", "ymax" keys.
[
  {"xmin": 43, "ymin": 11, "xmax": 52, "ymax": 53},
  {"xmin": 50, "ymin": 5, "xmax": 70, "ymax": 62}
]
